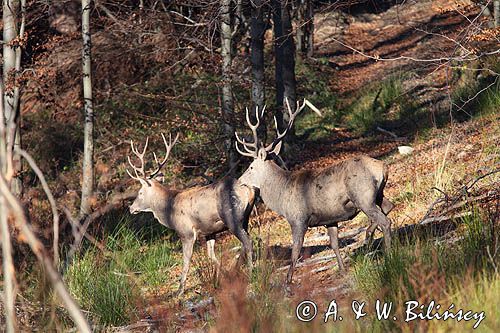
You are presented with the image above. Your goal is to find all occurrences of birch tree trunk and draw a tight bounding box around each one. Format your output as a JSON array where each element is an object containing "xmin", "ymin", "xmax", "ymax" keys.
[
  {"xmin": 80, "ymin": 0, "xmax": 94, "ymax": 218},
  {"xmin": 251, "ymin": 0, "xmax": 267, "ymax": 138},
  {"xmin": 495, "ymin": 0, "xmax": 499, "ymax": 27},
  {"xmin": 1, "ymin": 0, "xmax": 24, "ymax": 326},
  {"xmin": 0, "ymin": 82, "xmax": 16, "ymax": 333},
  {"xmin": 221, "ymin": 0, "xmax": 237, "ymax": 173},
  {"xmin": 3, "ymin": 0, "xmax": 22, "ymax": 196},
  {"xmin": 0, "ymin": 197, "xmax": 16, "ymax": 333},
  {"xmin": 296, "ymin": 0, "xmax": 313, "ymax": 58}
]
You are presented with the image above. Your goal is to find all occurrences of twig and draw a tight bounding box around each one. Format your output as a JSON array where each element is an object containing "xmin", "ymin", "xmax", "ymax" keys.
[
  {"xmin": 16, "ymin": 148, "xmax": 60, "ymax": 267},
  {"xmin": 464, "ymin": 168, "xmax": 500, "ymax": 192},
  {"xmin": 376, "ymin": 126, "xmax": 405, "ymax": 140},
  {"xmin": 419, "ymin": 211, "xmax": 472, "ymax": 225},
  {"xmin": 277, "ymin": 253, "xmax": 338, "ymax": 271},
  {"xmin": 486, "ymin": 244, "xmax": 499, "ymax": 275},
  {"xmin": 63, "ymin": 189, "xmax": 137, "ymax": 270},
  {"xmin": 0, "ymin": 173, "xmax": 91, "ymax": 332},
  {"xmin": 62, "ymin": 208, "xmax": 106, "ymax": 254}
]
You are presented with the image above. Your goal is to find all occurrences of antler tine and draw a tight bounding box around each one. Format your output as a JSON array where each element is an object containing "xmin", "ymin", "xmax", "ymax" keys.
[
  {"xmin": 235, "ymin": 104, "xmax": 266, "ymax": 157},
  {"xmin": 127, "ymin": 137, "xmax": 149, "ymax": 179},
  {"xmin": 245, "ymin": 106, "xmax": 260, "ymax": 148},
  {"xmin": 149, "ymin": 132, "xmax": 180, "ymax": 179},
  {"xmin": 284, "ymin": 97, "xmax": 304, "ymax": 128},
  {"xmin": 235, "ymin": 139, "xmax": 255, "ymax": 157},
  {"xmin": 235, "ymin": 132, "xmax": 256, "ymax": 156},
  {"xmin": 264, "ymin": 98, "xmax": 307, "ymax": 153},
  {"xmin": 127, "ymin": 156, "xmax": 140, "ymax": 178}
]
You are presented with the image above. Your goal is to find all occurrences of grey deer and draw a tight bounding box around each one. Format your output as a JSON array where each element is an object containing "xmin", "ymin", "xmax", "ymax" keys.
[
  {"xmin": 235, "ymin": 100, "xmax": 394, "ymax": 285},
  {"xmin": 127, "ymin": 133, "xmax": 255, "ymax": 296}
]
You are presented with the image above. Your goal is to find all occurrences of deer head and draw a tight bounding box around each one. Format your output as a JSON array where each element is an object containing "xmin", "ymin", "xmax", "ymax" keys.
[
  {"xmin": 235, "ymin": 99, "xmax": 310, "ymax": 189},
  {"xmin": 127, "ymin": 133, "xmax": 179, "ymax": 214}
]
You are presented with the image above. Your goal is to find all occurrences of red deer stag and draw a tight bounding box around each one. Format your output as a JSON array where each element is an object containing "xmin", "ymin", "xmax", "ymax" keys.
[
  {"xmin": 235, "ymin": 100, "xmax": 394, "ymax": 286},
  {"xmin": 127, "ymin": 133, "xmax": 255, "ymax": 296}
]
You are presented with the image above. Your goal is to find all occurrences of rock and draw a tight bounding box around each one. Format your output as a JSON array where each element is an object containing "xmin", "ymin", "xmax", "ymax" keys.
[{"xmin": 398, "ymin": 146, "xmax": 414, "ymax": 155}]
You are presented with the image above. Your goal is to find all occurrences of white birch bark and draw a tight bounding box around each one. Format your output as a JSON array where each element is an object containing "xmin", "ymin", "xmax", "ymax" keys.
[
  {"xmin": 221, "ymin": 0, "xmax": 237, "ymax": 172},
  {"xmin": 80, "ymin": 0, "xmax": 95, "ymax": 218}
]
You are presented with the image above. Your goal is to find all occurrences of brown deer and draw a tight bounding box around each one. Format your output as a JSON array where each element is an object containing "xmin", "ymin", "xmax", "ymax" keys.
[
  {"xmin": 127, "ymin": 133, "xmax": 255, "ymax": 296},
  {"xmin": 235, "ymin": 100, "xmax": 394, "ymax": 285}
]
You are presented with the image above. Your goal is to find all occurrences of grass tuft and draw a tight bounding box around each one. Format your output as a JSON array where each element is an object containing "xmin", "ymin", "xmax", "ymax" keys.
[{"xmin": 65, "ymin": 214, "xmax": 180, "ymax": 327}]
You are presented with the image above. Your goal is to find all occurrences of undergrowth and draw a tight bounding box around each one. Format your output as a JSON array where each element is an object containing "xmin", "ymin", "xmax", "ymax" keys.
[
  {"xmin": 65, "ymin": 215, "xmax": 180, "ymax": 327},
  {"xmin": 352, "ymin": 206, "xmax": 499, "ymax": 332},
  {"xmin": 345, "ymin": 75, "xmax": 417, "ymax": 134}
]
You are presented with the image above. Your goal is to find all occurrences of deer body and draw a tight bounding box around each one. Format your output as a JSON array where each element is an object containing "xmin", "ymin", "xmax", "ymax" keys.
[
  {"xmin": 127, "ymin": 134, "xmax": 255, "ymax": 296},
  {"xmin": 235, "ymin": 100, "xmax": 394, "ymax": 286},
  {"xmin": 133, "ymin": 178, "xmax": 256, "ymax": 241},
  {"xmin": 249, "ymin": 156, "xmax": 389, "ymax": 226}
]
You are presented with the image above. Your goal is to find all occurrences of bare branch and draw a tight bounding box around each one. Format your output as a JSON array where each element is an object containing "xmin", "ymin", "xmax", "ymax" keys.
[
  {"xmin": 15, "ymin": 148, "xmax": 60, "ymax": 266},
  {"xmin": 0, "ymin": 174, "xmax": 91, "ymax": 333}
]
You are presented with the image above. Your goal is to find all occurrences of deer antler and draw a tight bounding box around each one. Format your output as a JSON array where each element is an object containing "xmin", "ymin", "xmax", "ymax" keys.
[
  {"xmin": 127, "ymin": 137, "xmax": 149, "ymax": 180},
  {"xmin": 235, "ymin": 98, "xmax": 319, "ymax": 158},
  {"xmin": 149, "ymin": 132, "xmax": 180, "ymax": 179},
  {"xmin": 126, "ymin": 133, "xmax": 179, "ymax": 181},
  {"xmin": 264, "ymin": 98, "xmax": 307, "ymax": 153},
  {"xmin": 235, "ymin": 105, "xmax": 265, "ymax": 157}
]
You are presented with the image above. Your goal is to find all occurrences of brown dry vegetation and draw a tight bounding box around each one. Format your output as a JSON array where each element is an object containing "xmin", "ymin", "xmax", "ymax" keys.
[{"xmin": 1, "ymin": 0, "xmax": 499, "ymax": 331}]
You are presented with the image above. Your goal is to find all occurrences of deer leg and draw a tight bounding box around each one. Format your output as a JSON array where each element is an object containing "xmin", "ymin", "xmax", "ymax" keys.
[
  {"xmin": 286, "ymin": 223, "xmax": 307, "ymax": 285},
  {"xmin": 380, "ymin": 197, "xmax": 395, "ymax": 215},
  {"xmin": 176, "ymin": 234, "xmax": 196, "ymax": 297},
  {"xmin": 235, "ymin": 229, "xmax": 253, "ymax": 272},
  {"xmin": 206, "ymin": 238, "xmax": 220, "ymax": 279},
  {"xmin": 361, "ymin": 207, "xmax": 392, "ymax": 250},
  {"xmin": 364, "ymin": 197, "xmax": 393, "ymax": 249},
  {"xmin": 327, "ymin": 224, "xmax": 345, "ymax": 271},
  {"xmin": 364, "ymin": 222, "xmax": 378, "ymax": 249}
]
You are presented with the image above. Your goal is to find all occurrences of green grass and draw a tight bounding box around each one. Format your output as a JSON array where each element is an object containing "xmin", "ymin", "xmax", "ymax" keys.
[
  {"xmin": 346, "ymin": 75, "xmax": 416, "ymax": 134},
  {"xmin": 65, "ymin": 215, "xmax": 180, "ymax": 327},
  {"xmin": 431, "ymin": 273, "xmax": 500, "ymax": 332},
  {"xmin": 451, "ymin": 57, "xmax": 500, "ymax": 121},
  {"xmin": 351, "ymin": 207, "xmax": 499, "ymax": 331}
]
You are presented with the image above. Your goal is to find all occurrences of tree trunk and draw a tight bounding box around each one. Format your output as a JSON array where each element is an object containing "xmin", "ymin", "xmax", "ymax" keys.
[
  {"xmin": 1, "ymin": 24, "xmax": 17, "ymax": 329},
  {"xmin": 80, "ymin": 0, "xmax": 94, "ymax": 218},
  {"xmin": 251, "ymin": 0, "xmax": 267, "ymax": 138},
  {"xmin": 297, "ymin": 0, "xmax": 314, "ymax": 58},
  {"xmin": 495, "ymin": 0, "xmax": 499, "ymax": 27},
  {"xmin": 273, "ymin": 0, "xmax": 297, "ymax": 139},
  {"xmin": 221, "ymin": 0, "xmax": 237, "ymax": 173},
  {"xmin": 0, "ymin": 196, "xmax": 16, "ymax": 333},
  {"xmin": 3, "ymin": 0, "xmax": 22, "ymax": 196},
  {"xmin": 0, "ymin": 84, "xmax": 16, "ymax": 332},
  {"xmin": 272, "ymin": 0, "xmax": 285, "ymax": 132}
]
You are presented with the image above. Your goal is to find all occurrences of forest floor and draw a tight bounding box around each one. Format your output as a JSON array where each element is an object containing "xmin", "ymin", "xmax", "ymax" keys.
[{"xmin": 122, "ymin": 1, "xmax": 499, "ymax": 331}]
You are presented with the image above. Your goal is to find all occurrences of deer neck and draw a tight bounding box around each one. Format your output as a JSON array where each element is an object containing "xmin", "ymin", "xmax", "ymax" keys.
[
  {"xmin": 149, "ymin": 187, "xmax": 177, "ymax": 229},
  {"xmin": 258, "ymin": 162, "xmax": 291, "ymax": 215}
]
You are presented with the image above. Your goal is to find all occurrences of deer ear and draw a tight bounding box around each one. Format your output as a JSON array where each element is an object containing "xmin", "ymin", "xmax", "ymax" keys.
[
  {"xmin": 270, "ymin": 141, "xmax": 283, "ymax": 156},
  {"xmin": 153, "ymin": 172, "xmax": 165, "ymax": 183},
  {"xmin": 257, "ymin": 148, "xmax": 267, "ymax": 160}
]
